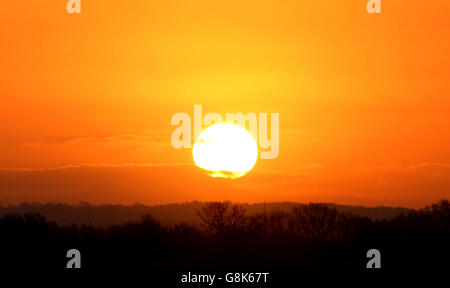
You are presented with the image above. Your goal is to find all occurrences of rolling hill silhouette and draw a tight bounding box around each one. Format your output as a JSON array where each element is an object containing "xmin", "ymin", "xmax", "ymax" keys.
[
  {"xmin": 0, "ymin": 201, "xmax": 411, "ymax": 226},
  {"xmin": 0, "ymin": 200, "xmax": 447, "ymax": 270}
]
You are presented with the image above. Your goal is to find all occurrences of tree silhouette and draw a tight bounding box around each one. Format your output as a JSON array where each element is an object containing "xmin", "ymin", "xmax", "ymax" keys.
[
  {"xmin": 0, "ymin": 199, "xmax": 448, "ymax": 269},
  {"xmin": 197, "ymin": 202, "xmax": 229, "ymax": 234},
  {"xmin": 197, "ymin": 202, "xmax": 247, "ymax": 234},
  {"xmin": 267, "ymin": 210, "xmax": 288, "ymax": 235},
  {"xmin": 425, "ymin": 199, "xmax": 449, "ymax": 229},
  {"xmin": 289, "ymin": 203, "xmax": 339, "ymax": 240}
]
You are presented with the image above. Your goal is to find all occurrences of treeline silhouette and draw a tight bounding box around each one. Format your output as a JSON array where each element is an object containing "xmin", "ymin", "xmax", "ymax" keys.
[
  {"xmin": 0, "ymin": 201, "xmax": 411, "ymax": 226},
  {"xmin": 0, "ymin": 200, "xmax": 448, "ymax": 269}
]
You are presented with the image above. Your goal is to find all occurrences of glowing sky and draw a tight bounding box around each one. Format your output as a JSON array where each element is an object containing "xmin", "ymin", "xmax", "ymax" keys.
[{"xmin": 0, "ymin": 1, "xmax": 449, "ymax": 208}]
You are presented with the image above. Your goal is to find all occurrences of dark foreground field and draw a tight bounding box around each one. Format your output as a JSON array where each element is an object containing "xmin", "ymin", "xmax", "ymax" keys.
[{"xmin": 0, "ymin": 200, "xmax": 448, "ymax": 271}]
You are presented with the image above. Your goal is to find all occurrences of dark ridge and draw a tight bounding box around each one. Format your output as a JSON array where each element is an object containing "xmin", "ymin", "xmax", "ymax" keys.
[{"xmin": 0, "ymin": 201, "xmax": 412, "ymax": 226}]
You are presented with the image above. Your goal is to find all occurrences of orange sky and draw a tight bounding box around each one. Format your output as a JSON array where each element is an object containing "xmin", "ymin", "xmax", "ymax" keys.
[{"xmin": 0, "ymin": 1, "xmax": 449, "ymax": 208}]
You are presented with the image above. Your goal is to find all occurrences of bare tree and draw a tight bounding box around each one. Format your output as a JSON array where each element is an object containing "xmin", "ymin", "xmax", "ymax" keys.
[
  {"xmin": 197, "ymin": 202, "xmax": 229, "ymax": 234},
  {"xmin": 290, "ymin": 203, "xmax": 339, "ymax": 240},
  {"xmin": 227, "ymin": 204, "xmax": 247, "ymax": 231},
  {"xmin": 425, "ymin": 199, "xmax": 449, "ymax": 217},
  {"xmin": 267, "ymin": 210, "xmax": 288, "ymax": 235},
  {"xmin": 423, "ymin": 199, "xmax": 450, "ymax": 231},
  {"xmin": 197, "ymin": 202, "xmax": 247, "ymax": 234}
]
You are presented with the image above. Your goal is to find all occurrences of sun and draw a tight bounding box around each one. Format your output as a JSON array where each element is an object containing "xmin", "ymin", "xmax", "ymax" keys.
[{"xmin": 193, "ymin": 123, "xmax": 258, "ymax": 179}]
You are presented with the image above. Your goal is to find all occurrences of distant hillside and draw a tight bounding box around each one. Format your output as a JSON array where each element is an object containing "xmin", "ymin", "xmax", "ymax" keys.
[{"xmin": 0, "ymin": 201, "xmax": 412, "ymax": 226}]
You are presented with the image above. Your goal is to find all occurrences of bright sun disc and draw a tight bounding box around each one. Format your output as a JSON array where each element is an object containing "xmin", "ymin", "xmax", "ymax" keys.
[{"xmin": 193, "ymin": 123, "xmax": 258, "ymax": 179}]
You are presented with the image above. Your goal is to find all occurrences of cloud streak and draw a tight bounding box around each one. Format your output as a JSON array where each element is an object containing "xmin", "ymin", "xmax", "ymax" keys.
[
  {"xmin": 21, "ymin": 130, "xmax": 172, "ymax": 148},
  {"xmin": 0, "ymin": 162, "xmax": 448, "ymax": 208},
  {"xmin": 0, "ymin": 162, "xmax": 192, "ymax": 172}
]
